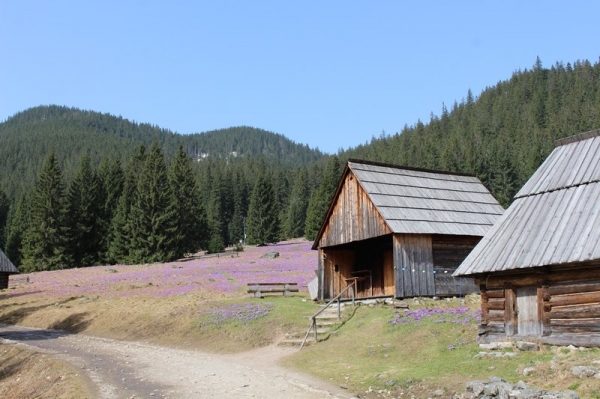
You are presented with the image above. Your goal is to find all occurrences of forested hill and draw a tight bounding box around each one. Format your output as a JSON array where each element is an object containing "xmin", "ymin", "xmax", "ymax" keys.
[
  {"xmin": 0, "ymin": 105, "xmax": 324, "ymax": 199},
  {"xmin": 341, "ymin": 58, "xmax": 600, "ymax": 207}
]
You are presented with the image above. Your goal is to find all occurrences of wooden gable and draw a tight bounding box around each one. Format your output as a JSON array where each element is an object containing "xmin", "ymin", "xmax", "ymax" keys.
[{"xmin": 317, "ymin": 169, "xmax": 392, "ymax": 248}]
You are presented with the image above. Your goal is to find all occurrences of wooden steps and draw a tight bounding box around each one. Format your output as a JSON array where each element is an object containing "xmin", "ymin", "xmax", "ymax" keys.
[{"xmin": 277, "ymin": 304, "xmax": 348, "ymax": 348}]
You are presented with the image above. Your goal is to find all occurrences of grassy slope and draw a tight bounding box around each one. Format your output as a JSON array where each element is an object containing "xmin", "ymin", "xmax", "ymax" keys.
[
  {"xmin": 1, "ymin": 242, "xmax": 600, "ymax": 398},
  {"xmin": 285, "ymin": 299, "xmax": 600, "ymax": 398},
  {"xmin": 0, "ymin": 345, "xmax": 91, "ymax": 398}
]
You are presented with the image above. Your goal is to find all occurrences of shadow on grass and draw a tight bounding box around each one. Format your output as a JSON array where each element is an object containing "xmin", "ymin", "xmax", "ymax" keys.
[
  {"xmin": 0, "ymin": 350, "xmax": 37, "ymax": 382},
  {"xmin": 49, "ymin": 312, "xmax": 92, "ymax": 333},
  {"xmin": 0, "ymin": 290, "xmax": 44, "ymax": 300},
  {"xmin": 0, "ymin": 304, "xmax": 52, "ymax": 324},
  {"xmin": 0, "ymin": 324, "xmax": 69, "ymax": 341},
  {"xmin": 319, "ymin": 303, "xmax": 361, "ymax": 343}
]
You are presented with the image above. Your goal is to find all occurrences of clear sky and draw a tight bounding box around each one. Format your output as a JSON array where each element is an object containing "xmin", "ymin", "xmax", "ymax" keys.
[{"xmin": 2, "ymin": 1, "xmax": 599, "ymax": 154}]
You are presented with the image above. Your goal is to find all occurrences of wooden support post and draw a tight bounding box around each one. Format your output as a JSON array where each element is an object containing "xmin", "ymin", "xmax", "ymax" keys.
[
  {"xmin": 504, "ymin": 283, "xmax": 517, "ymax": 336},
  {"xmin": 540, "ymin": 284, "xmax": 551, "ymax": 336}
]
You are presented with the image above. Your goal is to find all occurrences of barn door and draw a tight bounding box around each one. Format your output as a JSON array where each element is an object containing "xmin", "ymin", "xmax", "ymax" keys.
[{"xmin": 516, "ymin": 286, "xmax": 541, "ymax": 336}]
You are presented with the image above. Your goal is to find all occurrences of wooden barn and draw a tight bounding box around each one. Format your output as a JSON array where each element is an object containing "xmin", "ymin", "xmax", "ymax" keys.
[
  {"xmin": 454, "ymin": 130, "xmax": 600, "ymax": 346},
  {"xmin": 312, "ymin": 160, "xmax": 504, "ymax": 301},
  {"xmin": 0, "ymin": 248, "xmax": 18, "ymax": 289}
]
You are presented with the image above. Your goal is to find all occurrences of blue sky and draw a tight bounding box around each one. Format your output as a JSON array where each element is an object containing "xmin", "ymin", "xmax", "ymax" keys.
[{"xmin": 2, "ymin": 1, "xmax": 599, "ymax": 154}]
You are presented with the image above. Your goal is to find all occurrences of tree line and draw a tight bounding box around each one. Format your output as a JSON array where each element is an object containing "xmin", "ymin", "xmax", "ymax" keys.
[{"xmin": 0, "ymin": 143, "xmax": 341, "ymax": 271}]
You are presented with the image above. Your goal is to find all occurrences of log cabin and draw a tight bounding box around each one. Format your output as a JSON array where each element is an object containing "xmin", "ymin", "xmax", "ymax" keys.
[
  {"xmin": 0, "ymin": 248, "xmax": 18, "ymax": 289},
  {"xmin": 454, "ymin": 129, "xmax": 600, "ymax": 347},
  {"xmin": 312, "ymin": 159, "xmax": 504, "ymax": 301}
]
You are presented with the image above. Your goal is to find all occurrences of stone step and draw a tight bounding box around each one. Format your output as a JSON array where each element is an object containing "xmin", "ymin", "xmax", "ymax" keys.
[
  {"xmin": 278, "ymin": 338, "xmax": 314, "ymax": 347},
  {"xmin": 317, "ymin": 317, "xmax": 341, "ymax": 327},
  {"xmin": 314, "ymin": 314, "xmax": 342, "ymax": 321}
]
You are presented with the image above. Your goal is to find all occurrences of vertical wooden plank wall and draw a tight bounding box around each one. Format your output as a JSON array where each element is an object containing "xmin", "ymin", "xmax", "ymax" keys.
[
  {"xmin": 318, "ymin": 171, "xmax": 391, "ymax": 248},
  {"xmin": 322, "ymin": 249, "xmax": 355, "ymax": 299},
  {"xmin": 432, "ymin": 235, "xmax": 480, "ymax": 296},
  {"xmin": 383, "ymin": 249, "xmax": 394, "ymax": 296},
  {"xmin": 394, "ymin": 234, "xmax": 434, "ymax": 297}
]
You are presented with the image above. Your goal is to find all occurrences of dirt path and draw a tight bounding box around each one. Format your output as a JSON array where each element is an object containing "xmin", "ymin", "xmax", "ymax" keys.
[{"xmin": 0, "ymin": 323, "xmax": 354, "ymax": 399}]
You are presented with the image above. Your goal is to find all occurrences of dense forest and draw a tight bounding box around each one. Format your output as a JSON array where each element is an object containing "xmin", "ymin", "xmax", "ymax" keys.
[
  {"xmin": 1, "ymin": 57, "xmax": 600, "ymax": 271},
  {"xmin": 343, "ymin": 58, "xmax": 600, "ymax": 206}
]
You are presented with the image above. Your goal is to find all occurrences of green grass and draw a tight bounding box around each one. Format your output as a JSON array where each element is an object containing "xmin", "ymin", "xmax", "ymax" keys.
[
  {"xmin": 282, "ymin": 300, "xmax": 597, "ymax": 398},
  {"xmin": 192, "ymin": 295, "xmax": 318, "ymax": 352}
]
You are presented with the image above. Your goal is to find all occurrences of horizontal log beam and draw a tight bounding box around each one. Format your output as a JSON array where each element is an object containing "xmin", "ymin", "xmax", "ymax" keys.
[
  {"xmin": 483, "ymin": 268, "xmax": 600, "ymax": 289},
  {"xmin": 548, "ymin": 304, "xmax": 600, "ymax": 320},
  {"xmin": 549, "ymin": 291, "xmax": 600, "ymax": 307},
  {"xmin": 548, "ymin": 281, "xmax": 600, "ymax": 296},
  {"xmin": 481, "ymin": 289, "xmax": 505, "ymax": 299}
]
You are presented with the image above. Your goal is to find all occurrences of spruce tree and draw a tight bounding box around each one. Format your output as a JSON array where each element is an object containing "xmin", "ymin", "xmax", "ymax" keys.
[
  {"xmin": 228, "ymin": 170, "xmax": 249, "ymax": 245},
  {"xmin": 67, "ymin": 154, "xmax": 103, "ymax": 266},
  {"xmin": 246, "ymin": 166, "xmax": 278, "ymax": 245},
  {"xmin": 21, "ymin": 150, "xmax": 72, "ymax": 271},
  {"xmin": 128, "ymin": 142, "xmax": 179, "ymax": 263},
  {"xmin": 107, "ymin": 145, "xmax": 146, "ymax": 264},
  {"xmin": 4, "ymin": 194, "xmax": 28, "ymax": 266},
  {"xmin": 97, "ymin": 158, "xmax": 124, "ymax": 263},
  {"xmin": 304, "ymin": 156, "xmax": 340, "ymax": 241},
  {"xmin": 206, "ymin": 181, "xmax": 226, "ymax": 253},
  {"xmin": 284, "ymin": 167, "xmax": 309, "ymax": 238},
  {"xmin": 168, "ymin": 145, "xmax": 208, "ymax": 257},
  {"xmin": 0, "ymin": 188, "xmax": 9, "ymax": 248}
]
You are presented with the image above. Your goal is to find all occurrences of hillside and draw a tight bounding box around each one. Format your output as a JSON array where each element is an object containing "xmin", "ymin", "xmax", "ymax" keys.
[
  {"xmin": 0, "ymin": 105, "xmax": 325, "ymax": 200},
  {"xmin": 341, "ymin": 58, "xmax": 600, "ymax": 207}
]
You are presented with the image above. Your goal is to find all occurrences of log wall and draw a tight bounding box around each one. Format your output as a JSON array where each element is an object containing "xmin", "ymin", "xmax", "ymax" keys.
[{"xmin": 474, "ymin": 262, "xmax": 600, "ymax": 346}]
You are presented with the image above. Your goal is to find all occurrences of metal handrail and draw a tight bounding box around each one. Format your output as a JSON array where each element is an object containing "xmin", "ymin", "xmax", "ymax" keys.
[{"xmin": 299, "ymin": 280, "xmax": 356, "ymax": 349}]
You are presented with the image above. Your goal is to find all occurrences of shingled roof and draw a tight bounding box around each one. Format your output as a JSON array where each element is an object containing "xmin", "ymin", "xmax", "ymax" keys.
[
  {"xmin": 348, "ymin": 161, "xmax": 503, "ymax": 236},
  {"xmin": 0, "ymin": 248, "xmax": 18, "ymax": 274},
  {"xmin": 454, "ymin": 129, "xmax": 600, "ymax": 277}
]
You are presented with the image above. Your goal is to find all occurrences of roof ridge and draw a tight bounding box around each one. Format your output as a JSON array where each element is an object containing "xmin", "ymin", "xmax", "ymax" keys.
[
  {"xmin": 347, "ymin": 158, "xmax": 476, "ymax": 178},
  {"xmin": 554, "ymin": 129, "xmax": 600, "ymax": 147}
]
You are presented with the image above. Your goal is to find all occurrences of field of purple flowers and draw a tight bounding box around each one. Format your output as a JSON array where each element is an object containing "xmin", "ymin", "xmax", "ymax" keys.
[{"xmin": 7, "ymin": 240, "xmax": 317, "ymax": 299}]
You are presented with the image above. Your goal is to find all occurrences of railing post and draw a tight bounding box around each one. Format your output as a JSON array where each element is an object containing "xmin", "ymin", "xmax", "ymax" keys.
[
  {"xmin": 313, "ymin": 317, "xmax": 318, "ymax": 342},
  {"xmin": 337, "ymin": 297, "xmax": 341, "ymax": 319},
  {"xmin": 352, "ymin": 281, "xmax": 355, "ymax": 306}
]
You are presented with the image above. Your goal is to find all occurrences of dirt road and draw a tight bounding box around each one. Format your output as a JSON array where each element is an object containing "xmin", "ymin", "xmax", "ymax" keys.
[{"xmin": 0, "ymin": 323, "xmax": 354, "ymax": 399}]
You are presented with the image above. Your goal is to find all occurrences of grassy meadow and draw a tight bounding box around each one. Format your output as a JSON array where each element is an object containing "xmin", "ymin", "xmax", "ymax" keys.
[{"xmin": 1, "ymin": 240, "xmax": 600, "ymax": 398}]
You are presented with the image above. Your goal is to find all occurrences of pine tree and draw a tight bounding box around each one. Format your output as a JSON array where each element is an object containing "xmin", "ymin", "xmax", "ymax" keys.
[
  {"xmin": 0, "ymin": 188, "xmax": 9, "ymax": 248},
  {"xmin": 129, "ymin": 142, "xmax": 179, "ymax": 263},
  {"xmin": 21, "ymin": 150, "xmax": 72, "ymax": 271},
  {"xmin": 304, "ymin": 156, "xmax": 340, "ymax": 241},
  {"xmin": 67, "ymin": 154, "xmax": 103, "ymax": 266},
  {"xmin": 97, "ymin": 158, "xmax": 124, "ymax": 263},
  {"xmin": 228, "ymin": 169, "xmax": 249, "ymax": 245},
  {"xmin": 246, "ymin": 165, "xmax": 278, "ymax": 245},
  {"xmin": 107, "ymin": 145, "xmax": 146, "ymax": 264},
  {"xmin": 4, "ymin": 194, "xmax": 28, "ymax": 266},
  {"xmin": 169, "ymin": 144, "xmax": 208, "ymax": 257},
  {"xmin": 204, "ymin": 164, "xmax": 226, "ymax": 253},
  {"xmin": 284, "ymin": 167, "xmax": 309, "ymax": 238}
]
